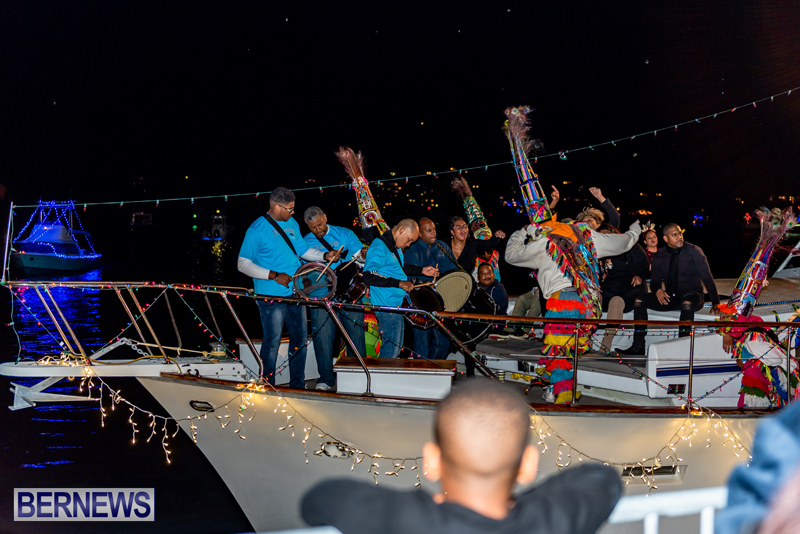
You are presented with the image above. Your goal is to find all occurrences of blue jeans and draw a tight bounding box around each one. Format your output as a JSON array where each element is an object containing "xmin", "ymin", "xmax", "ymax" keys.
[
  {"xmin": 309, "ymin": 307, "xmax": 367, "ymax": 387},
  {"xmin": 412, "ymin": 327, "xmax": 452, "ymax": 359},
  {"xmin": 374, "ymin": 311, "xmax": 405, "ymax": 358},
  {"xmin": 257, "ymin": 300, "xmax": 308, "ymax": 388}
]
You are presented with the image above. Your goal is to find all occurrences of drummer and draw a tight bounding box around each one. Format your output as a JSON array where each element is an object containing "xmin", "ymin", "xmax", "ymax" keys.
[
  {"xmin": 404, "ymin": 218, "xmax": 460, "ymax": 359},
  {"xmin": 405, "ymin": 218, "xmax": 459, "ymax": 282},
  {"xmin": 302, "ymin": 206, "xmax": 367, "ymax": 391},
  {"xmin": 237, "ymin": 187, "xmax": 340, "ymax": 388},
  {"xmin": 361, "ymin": 219, "xmax": 438, "ymax": 358}
]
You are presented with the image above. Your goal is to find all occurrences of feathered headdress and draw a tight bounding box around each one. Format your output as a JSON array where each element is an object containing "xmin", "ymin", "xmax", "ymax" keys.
[
  {"xmin": 503, "ymin": 106, "xmax": 552, "ymax": 224},
  {"xmin": 451, "ymin": 176, "xmax": 492, "ymax": 240},
  {"xmin": 727, "ymin": 206, "xmax": 797, "ymax": 317},
  {"xmin": 335, "ymin": 147, "xmax": 388, "ymax": 237}
]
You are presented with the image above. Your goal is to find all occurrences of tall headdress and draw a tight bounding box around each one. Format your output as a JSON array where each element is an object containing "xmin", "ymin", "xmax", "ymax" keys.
[
  {"xmin": 451, "ymin": 176, "xmax": 492, "ymax": 240},
  {"xmin": 724, "ymin": 207, "xmax": 797, "ymax": 317},
  {"xmin": 503, "ymin": 106, "xmax": 552, "ymax": 224},
  {"xmin": 335, "ymin": 147, "xmax": 388, "ymax": 236}
]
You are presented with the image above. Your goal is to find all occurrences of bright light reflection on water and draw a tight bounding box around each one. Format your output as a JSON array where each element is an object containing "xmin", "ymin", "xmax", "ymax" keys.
[{"xmin": 12, "ymin": 269, "xmax": 105, "ymax": 358}]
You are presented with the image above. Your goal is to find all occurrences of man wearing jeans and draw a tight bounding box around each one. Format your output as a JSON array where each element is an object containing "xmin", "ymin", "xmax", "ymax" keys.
[
  {"xmin": 303, "ymin": 206, "xmax": 367, "ymax": 390},
  {"xmin": 361, "ymin": 219, "xmax": 437, "ymax": 358},
  {"xmin": 404, "ymin": 218, "xmax": 457, "ymax": 360},
  {"xmin": 237, "ymin": 187, "xmax": 340, "ymax": 387}
]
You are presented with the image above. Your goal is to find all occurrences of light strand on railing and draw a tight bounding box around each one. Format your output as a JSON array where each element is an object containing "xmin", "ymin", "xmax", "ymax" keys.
[{"xmin": 13, "ymin": 86, "xmax": 799, "ymax": 210}]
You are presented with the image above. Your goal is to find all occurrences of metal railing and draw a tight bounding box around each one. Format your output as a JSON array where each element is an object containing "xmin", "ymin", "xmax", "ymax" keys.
[
  {"xmin": 608, "ymin": 486, "xmax": 727, "ymax": 534},
  {"xmin": 4, "ymin": 281, "xmax": 798, "ymax": 406}
]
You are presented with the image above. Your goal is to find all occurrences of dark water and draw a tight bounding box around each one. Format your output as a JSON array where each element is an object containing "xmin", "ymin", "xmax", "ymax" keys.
[{"xmin": 0, "ymin": 240, "xmax": 254, "ymax": 534}]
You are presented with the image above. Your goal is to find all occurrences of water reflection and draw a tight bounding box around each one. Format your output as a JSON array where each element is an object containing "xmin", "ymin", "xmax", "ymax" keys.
[{"xmin": 11, "ymin": 270, "xmax": 105, "ymax": 359}]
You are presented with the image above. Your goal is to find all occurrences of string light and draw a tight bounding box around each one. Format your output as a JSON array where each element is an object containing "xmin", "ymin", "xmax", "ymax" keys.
[
  {"xmin": 13, "ymin": 86, "xmax": 800, "ymax": 211},
  {"xmin": 6, "ymin": 281, "xmax": 765, "ymax": 492}
]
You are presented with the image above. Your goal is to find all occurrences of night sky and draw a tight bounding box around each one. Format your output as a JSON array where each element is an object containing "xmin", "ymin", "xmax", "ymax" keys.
[{"xmin": 2, "ymin": 1, "xmax": 800, "ymax": 262}]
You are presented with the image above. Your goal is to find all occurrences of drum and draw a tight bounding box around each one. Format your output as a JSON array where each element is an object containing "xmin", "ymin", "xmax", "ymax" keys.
[
  {"xmin": 447, "ymin": 286, "xmax": 499, "ymax": 344},
  {"xmin": 434, "ymin": 270, "xmax": 474, "ymax": 311},
  {"xmin": 292, "ymin": 262, "xmax": 337, "ymax": 300},
  {"xmin": 406, "ymin": 285, "xmax": 444, "ymax": 329},
  {"xmin": 435, "ymin": 270, "xmax": 499, "ymax": 344},
  {"xmin": 334, "ymin": 261, "xmax": 367, "ymax": 303}
]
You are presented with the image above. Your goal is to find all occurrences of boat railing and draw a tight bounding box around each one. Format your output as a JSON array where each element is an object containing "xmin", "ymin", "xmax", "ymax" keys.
[
  {"xmin": 4, "ymin": 281, "xmax": 799, "ymax": 407},
  {"xmin": 608, "ymin": 486, "xmax": 727, "ymax": 534}
]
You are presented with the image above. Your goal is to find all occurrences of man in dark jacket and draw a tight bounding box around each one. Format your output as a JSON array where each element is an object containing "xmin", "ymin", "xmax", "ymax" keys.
[
  {"xmin": 622, "ymin": 224, "xmax": 720, "ymax": 353},
  {"xmin": 478, "ymin": 263, "xmax": 509, "ymax": 315},
  {"xmin": 301, "ymin": 381, "xmax": 622, "ymax": 534}
]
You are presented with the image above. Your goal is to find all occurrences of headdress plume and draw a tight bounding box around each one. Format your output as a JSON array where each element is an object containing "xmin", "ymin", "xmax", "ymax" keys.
[
  {"xmin": 451, "ymin": 176, "xmax": 492, "ymax": 240},
  {"xmin": 503, "ymin": 106, "xmax": 552, "ymax": 224},
  {"xmin": 727, "ymin": 206, "xmax": 797, "ymax": 317},
  {"xmin": 335, "ymin": 147, "xmax": 388, "ymax": 237}
]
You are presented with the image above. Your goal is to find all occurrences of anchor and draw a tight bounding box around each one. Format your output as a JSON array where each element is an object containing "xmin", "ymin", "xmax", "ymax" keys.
[{"xmin": 9, "ymin": 376, "xmax": 98, "ymax": 411}]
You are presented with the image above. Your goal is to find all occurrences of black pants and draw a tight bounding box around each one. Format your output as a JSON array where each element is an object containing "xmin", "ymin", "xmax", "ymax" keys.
[
  {"xmin": 643, "ymin": 290, "xmax": 704, "ymax": 337},
  {"xmin": 602, "ymin": 285, "xmax": 647, "ymax": 313}
]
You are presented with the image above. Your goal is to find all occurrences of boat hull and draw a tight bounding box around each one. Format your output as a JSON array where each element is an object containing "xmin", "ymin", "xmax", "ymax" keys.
[
  {"xmin": 139, "ymin": 374, "xmax": 761, "ymax": 533},
  {"xmin": 10, "ymin": 252, "xmax": 101, "ymax": 273}
]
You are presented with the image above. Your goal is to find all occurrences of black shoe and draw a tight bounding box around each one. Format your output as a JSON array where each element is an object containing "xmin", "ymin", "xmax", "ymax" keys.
[{"xmin": 617, "ymin": 344, "xmax": 645, "ymax": 356}]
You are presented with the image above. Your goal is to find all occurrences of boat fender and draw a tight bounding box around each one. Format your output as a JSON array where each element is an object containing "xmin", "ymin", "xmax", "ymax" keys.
[
  {"xmin": 189, "ymin": 400, "xmax": 214, "ymax": 412},
  {"xmin": 316, "ymin": 440, "xmax": 353, "ymax": 459}
]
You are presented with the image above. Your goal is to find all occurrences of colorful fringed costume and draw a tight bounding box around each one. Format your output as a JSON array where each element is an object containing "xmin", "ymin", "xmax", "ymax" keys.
[
  {"xmin": 502, "ymin": 106, "xmax": 641, "ymax": 404},
  {"xmin": 451, "ymin": 176, "xmax": 493, "ymax": 240},
  {"xmin": 716, "ymin": 206, "xmax": 799, "ymax": 407},
  {"xmin": 335, "ymin": 147, "xmax": 388, "ymax": 243}
]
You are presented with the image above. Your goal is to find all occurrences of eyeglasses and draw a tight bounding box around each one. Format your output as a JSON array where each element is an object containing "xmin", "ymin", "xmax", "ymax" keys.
[
  {"xmin": 453, "ymin": 225, "xmax": 468, "ymax": 231},
  {"xmin": 278, "ymin": 204, "xmax": 295, "ymax": 214}
]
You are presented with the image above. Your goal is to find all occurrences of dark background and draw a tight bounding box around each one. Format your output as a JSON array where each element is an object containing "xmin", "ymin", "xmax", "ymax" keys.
[
  {"xmin": 4, "ymin": 1, "xmax": 800, "ymax": 290},
  {"xmin": 1, "ymin": 3, "xmax": 800, "ymax": 532}
]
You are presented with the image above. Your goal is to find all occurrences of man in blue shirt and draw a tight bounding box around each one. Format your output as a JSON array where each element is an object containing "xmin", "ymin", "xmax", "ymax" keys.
[
  {"xmin": 361, "ymin": 219, "xmax": 438, "ymax": 358},
  {"xmin": 303, "ymin": 206, "xmax": 368, "ymax": 390},
  {"xmin": 238, "ymin": 187, "xmax": 340, "ymax": 388},
  {"xmin": 404, "ymin": 218, "xmax": 460, "ymax": 360}
]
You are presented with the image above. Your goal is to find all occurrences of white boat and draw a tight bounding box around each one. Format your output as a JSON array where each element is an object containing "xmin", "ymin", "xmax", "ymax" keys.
[
  {"xmin": 8, "ymin": 201, "xmax": 102, "ymax": 275},
  {"xmin": 2, "ymin": 277, "xmax": 797, "ymax": 533}
]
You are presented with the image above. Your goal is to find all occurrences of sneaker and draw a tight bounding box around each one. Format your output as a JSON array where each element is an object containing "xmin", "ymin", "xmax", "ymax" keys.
[
  {"xmin": 542, "ymin": 386, "xmax": 555, "ymax": 404},
  {"xmin": 315, "ymin": 383, "xmax": 332, "ymax": 391}
]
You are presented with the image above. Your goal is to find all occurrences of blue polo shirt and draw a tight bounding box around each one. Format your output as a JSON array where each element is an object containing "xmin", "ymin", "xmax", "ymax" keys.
[
  {"xmin": 303, "ymin": 225, "xmax": 363, "ymax": 270},
  {"xmin": 404, "ymin": 239, "xmax": 459, "ymax": 282},
  {"xmin": 239, "ymin": 215, "xmax": 311, "ymax": 296},
  {"xmin": 363, "ymin": 236, "xmax": 407, "ymax": 307}
]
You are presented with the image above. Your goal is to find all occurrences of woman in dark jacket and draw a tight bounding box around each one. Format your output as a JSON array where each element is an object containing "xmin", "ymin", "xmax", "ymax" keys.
[
  {"xmin": 598, "ymin": 224, "xmax": 649, "ymax": 353},
  {"xmin": 448, "ymin": 216, "xmax": 505, "ymax": 274}
]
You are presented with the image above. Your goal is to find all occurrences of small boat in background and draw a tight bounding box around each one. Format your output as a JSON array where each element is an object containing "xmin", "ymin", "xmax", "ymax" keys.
[
  {"xmin": 9, "ymin": 200, "xmax": 102, "ymax": 275},
  {"xmin": 201, "ymin": 213, "xmax": 229, "ymax": 240}
]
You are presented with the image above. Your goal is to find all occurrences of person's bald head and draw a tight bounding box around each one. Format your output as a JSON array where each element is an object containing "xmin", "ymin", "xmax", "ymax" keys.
[
  {"xmin": 393, "ymin": 219, "xmax": 420, "ymax": 250},
  {"xmin": 435, "ymin": 381, "xmax": 531, "ymax": 481},
  {"xmin": 419, "ymin": 217, "xmax": 437, "ymax": 244}
]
